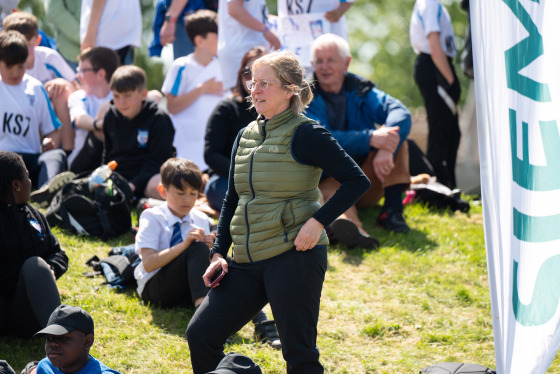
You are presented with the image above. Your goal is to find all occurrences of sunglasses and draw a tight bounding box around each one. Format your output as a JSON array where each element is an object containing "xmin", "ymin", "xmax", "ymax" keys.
[{"xmin": 241, "ymin": 67, "xmax": 252, "ymax": 81}]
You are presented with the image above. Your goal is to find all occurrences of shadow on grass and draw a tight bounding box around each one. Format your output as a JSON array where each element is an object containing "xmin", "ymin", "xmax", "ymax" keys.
[
  {"xmin": 327, "ymin": 205, "xmax": 440, "ymax": 267},
  {"xmin": 146, "ymin": 304, "xmax": 246, "ymax": 345},
  {"xmin": 0, "ymin": 336, "xmax": 44, "ymax": 372}
]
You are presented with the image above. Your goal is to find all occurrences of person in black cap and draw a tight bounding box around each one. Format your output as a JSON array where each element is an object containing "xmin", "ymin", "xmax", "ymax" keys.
[{"xmin": 32, "ymin": 304, "xmax": 121, "ymax": 374}]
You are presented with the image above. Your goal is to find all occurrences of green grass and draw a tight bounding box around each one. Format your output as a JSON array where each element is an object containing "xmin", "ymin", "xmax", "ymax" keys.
[{"xmin": 3, "ymin": 199, "xmax": 560, "ymax": 373}]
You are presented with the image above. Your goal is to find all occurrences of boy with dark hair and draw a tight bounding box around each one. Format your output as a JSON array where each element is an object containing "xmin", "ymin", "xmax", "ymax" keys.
[
  {"xmin": 134, "ymin": 158, "xmax": 214, "ymax": 308},
  {"xmin": 0, "ymin": 30, "xmax": 68, "ymax": 193},
  {"xmin": 3, "ymin": 11, "xmax": 78, "ymax": 155},
  {"xmin": 33, "ymin": 304, "xmax": 121, "ymax": 373},
  {"xmin": 67, "ymin": 47, "xmax": 119, "ymax": 173},
  {"xmin": 162, "ymin": 9, "xmax": 226, "ymax": 173},
  {"xmin": 102, "ymin": 65, "xmax": 175, "ymax": 199}
]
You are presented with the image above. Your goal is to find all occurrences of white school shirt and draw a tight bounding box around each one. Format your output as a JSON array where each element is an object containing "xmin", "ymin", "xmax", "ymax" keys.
[
  {"xmin": 410, "ymin": 0, "xmax": 456, "ymax": 58},
  {"xmin": 217, "ymin": 0, "xmax": 270, "ymax": 90},
  {"xmin": 67, "ymin": 89, "xmax": 113, "ymax": 166},
  {"xmin": 134, "ymin": 203, "xmax": 211, "ymax": 296},
  {"xmin": 161, "ymin": 54, "xmax": 227, "ymax": 171},
  {"xmin": 26, "ymin": 46, "xmax": 76, "ymax": 84},
  {"xmin": 80, "ymin": 0, "xmax": 142, "ymax": 50},
  {"xmin": 277, "ymin": 0, "xmax": 354, "ymax": 40},
  {"xmin": 0, "ymin": 74, "xmax": 61, "ymax": 154}
]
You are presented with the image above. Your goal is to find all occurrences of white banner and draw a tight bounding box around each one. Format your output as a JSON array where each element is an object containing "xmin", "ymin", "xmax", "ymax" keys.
[
  {"xmin": 472, "ymin": 0, "xmax": 560, "ymax": 373},
  {"xmin": 271, "ymin": 13, "xmax": 331, "ymax": 69}
]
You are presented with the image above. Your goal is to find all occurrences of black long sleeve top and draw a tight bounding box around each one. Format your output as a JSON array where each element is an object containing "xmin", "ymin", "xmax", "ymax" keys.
[
  {"xmin": 212, "ymin": 121, "xmax": 371, "ymax": 258},
  {"xmin": 0, "ymin": 203, "xmax": 68, "ymax": 300},
  {"xmin": 204, "ymin": 96, "xmax": 257, "ymax": 177},
  {"xmin": 102, "ymin": 99, "xmax": 175, "ymax": 194}
]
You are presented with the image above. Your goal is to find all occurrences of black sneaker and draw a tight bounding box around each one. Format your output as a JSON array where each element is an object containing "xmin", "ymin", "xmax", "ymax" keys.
[
  {"xmin": 254, "ymin": 319, "xmax": 281, "ymax": 349},
  {"xmin": 329, "ymin": 218, "xmax": 380, "ymax": 249},
  {"xmin": 30, "ymin": 171, "xmax": 75, "ymax": 207},
  {"xmin": 377, "ymin": 208, "xmax": 410, "ymax": 233}
]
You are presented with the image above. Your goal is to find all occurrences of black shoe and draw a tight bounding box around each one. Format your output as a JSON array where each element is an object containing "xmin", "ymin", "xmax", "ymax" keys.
[
  {"xmin": 30, "ymin": 171, "xmax": 75, "ymax": 207},
  {"xmin": 329, "ymin": 218, "xmax": 380, "ymax": 249},
  {"xmin": 377, "ymin": 208, "xmax": 410, "ymax": 233},
  {"xmin": 254, "ymin": 319, "xmax": 281, "ymax": 349}
]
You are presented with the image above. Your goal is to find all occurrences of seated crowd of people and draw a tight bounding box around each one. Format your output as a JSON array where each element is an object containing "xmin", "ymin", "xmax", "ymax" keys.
[{"xmin": 0, "ymin": 0, "xmax": 464, "ymax": 372}]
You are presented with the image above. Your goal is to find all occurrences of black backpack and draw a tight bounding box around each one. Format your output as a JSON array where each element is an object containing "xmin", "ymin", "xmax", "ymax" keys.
[
  {"xmin": 420, "ymin": 362, "xmax": 496, "ymax": 374},
  {"xmin": 46, "ymin": 172, "xmax": 133, "ymax": 241}
]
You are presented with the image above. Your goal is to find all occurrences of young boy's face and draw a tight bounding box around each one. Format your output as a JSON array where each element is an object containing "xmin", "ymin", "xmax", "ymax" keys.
[
  {"xmin": 76, "ymin": 59, "xmax": 103, "ymax": 94},
  {"xmin": 0, "ymin": 61, "xmax": 26, "ymax": 85},
  {"xmin": 159, "ymin": 182, "xmax": 199, "ymax": 218},
  {"xmin": 198, "ymin": 32, "xmax": 218, "ymax": 56},
  {"xmin": 113, "ymin": 88, "xmax": 147, "ymax": 119},
  {"xmin": 45, "ymin": 330, "xmax": 93, "ymax": 373}
]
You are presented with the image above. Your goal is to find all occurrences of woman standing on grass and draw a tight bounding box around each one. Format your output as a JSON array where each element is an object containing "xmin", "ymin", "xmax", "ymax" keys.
[
  {"xmin": 186, "ymin": 50, "xmax": 370, "ymax": 374},
  {"xmin": 0, "ymin": 151, "xmax": 68, "ymax": 338}
]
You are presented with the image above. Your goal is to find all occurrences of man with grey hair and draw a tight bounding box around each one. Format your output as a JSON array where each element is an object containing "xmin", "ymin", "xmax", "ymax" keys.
[{"xmin": 306, "ymin": 33, "xmax": 412, "ymax": 244}]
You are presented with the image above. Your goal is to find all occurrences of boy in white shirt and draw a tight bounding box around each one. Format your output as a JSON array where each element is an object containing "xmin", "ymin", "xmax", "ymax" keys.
[
  {"xmin": 3, "ymin": 12, "xmax": 78, "ymax": 155},
  {"xmin": 134, "ymin": 158, "xmax": 214, "ymax": 308},
  {"xmin": 0, "ymin": 30, "xmax": 67, "ymax": 191},
  {"xmin": 67, "ymin": 47, "xmax": 119, "ymax": 172},
  {"xmin": 162, "ymin": 10, "xmax": 227, "ymax": 173}
]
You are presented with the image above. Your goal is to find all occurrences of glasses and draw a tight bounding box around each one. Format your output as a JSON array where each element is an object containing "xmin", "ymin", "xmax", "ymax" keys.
[
  {"xmin": 246, "ymin": 79, "xmax": 280, "ymax": 91},
  {"xmin": 76, "ymin": 67, "xmax": 99, "ymax": 74},
  {"xmin": 241, "ymin": 67, "xmax": 252, "ymax": 81}
]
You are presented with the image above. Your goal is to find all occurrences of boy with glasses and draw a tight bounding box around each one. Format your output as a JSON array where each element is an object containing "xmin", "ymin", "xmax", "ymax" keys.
[{"xmin": 66, "ymin": 47, "xmax": 119, "ymax": 173}]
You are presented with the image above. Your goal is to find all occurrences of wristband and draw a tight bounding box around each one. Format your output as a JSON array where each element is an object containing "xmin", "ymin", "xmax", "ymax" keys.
[
  {"xmin": 262, "ymin": 25, "xmax": 269, "ymax": 34},
  {"xmin": 92, "ymin": 119, "xmax": 100, "ymax": 131},
  {"xmin": 164, "ymin": 14, "xmax": 178, "ymax": 23}
]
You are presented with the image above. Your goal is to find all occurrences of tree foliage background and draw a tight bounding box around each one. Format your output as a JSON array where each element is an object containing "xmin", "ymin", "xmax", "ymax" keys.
[
  {"xmin": 18, "ymin": 0, "xmax": 469, "ymax": 109},
  {"xmin": 345, "ymin": 0, "xmax": 469, "ymax": 108}
]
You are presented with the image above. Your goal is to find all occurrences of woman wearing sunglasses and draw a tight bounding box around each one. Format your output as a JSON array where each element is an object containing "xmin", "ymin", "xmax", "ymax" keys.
[{"xmin": 204, "ymin": 46, "xmax": 267, "ymax": 212}]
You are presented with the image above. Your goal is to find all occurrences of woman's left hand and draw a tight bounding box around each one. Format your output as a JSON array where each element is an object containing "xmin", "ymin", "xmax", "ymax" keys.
[{"xmin": 294, "ymin": 218, "xmax": 324, "ymax": 251}]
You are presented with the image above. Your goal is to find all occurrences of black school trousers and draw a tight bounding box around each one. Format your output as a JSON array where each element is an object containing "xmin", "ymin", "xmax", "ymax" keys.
[
  {"xmin": 414, "ymin": 52, "xmax": 461, "ymax": 189},
  {"xmin": 186, "ymin": 245, "xmax": 328, "ymax": 374},
  {"xmin": 141, "ymin": 242, "xmax": 210, "ymax": 308},
  {"xmin": 0, "ymin": 257, "xmax": 61, "ymax": 337}
]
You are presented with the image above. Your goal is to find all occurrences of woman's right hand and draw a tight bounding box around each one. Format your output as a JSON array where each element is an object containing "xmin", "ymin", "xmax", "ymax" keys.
[{"xmin": 203, "ymin": 254, "xmax": 228, "ymax": 287}]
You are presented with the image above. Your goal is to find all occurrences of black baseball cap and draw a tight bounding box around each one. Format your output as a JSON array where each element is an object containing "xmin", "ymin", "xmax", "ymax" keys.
[
  {"xmin": 34, "ymin": 305, "xmax": 94, "ymax": 337},
  {"xmin": 207, "ymin": 353, "xmax": 262, "ymax": 374}
]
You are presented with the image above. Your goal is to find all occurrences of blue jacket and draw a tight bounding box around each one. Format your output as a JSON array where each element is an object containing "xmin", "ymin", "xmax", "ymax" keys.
[
  {"xmin": 305, "ymin": 72, "xmax": 411, "ymax": 160},
  {"xmin": 149, "ymin": 0, "xmax": 207, "ymax": 57}
]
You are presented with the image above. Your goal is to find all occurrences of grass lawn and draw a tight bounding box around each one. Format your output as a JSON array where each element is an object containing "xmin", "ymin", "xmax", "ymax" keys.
[{"xmin": 3, "ymin": 199, "xmax": 560, "ymax": 373}]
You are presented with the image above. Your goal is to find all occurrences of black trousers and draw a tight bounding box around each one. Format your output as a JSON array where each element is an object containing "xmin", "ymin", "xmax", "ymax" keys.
[
  {"xmin": 414, "ymin": 53, "xmax": 461, "ymax": 188},
  {"xmin": 69, "ymin": 131, "xmax": 103, "ymax": 174},
  {"xmin": 0, "ymin": 257, "xmax": 61, "ymax": 337},
  {"xmin": 186, "ymin": 246, "xmax": 327, "ymax": 374},
  {"xmin": 141, "ymin": 242, "xmax": 210, "ymax": 308},
  {"xmin": 19, "ymin": 150, "xmax": 67, "ymax": 189}
]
